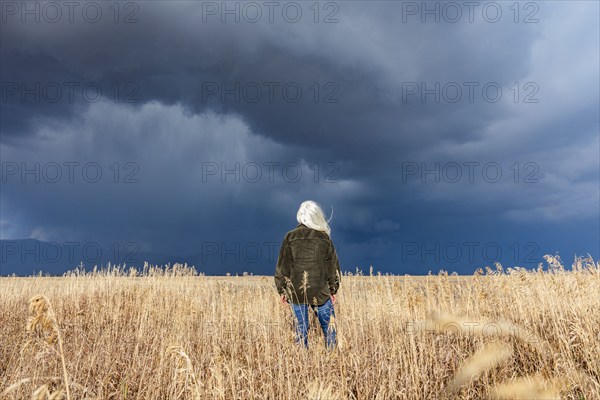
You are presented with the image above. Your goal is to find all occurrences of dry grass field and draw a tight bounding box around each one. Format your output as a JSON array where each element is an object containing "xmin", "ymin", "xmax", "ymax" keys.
[{"xmin": 1, "ymin": 255, "xmax": 599, "ymax": 399}]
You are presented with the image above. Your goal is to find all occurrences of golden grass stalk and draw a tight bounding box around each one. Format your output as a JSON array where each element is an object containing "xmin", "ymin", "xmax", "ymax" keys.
[
  {"xmin": 166, "ymin": 344, "xmax": 203, "ymax": 400},
  {"xmin": 31, "ymin": 384, "xmax": 64, "ymax": 400},
  {"xmin": 490, "ymin": 375, "xmax": 563, "ymax": 400},
  {"xmin": 26, "ymin": 295, "xmax": 71, "ymax": 400},
  {"xmin": 1, "ymin": 378, "xmax": 32, "ymax": 398},
  {"xmin": 422, "ymin": 312, "xmax": 552, "ymax": 358},
  {"xmin": 306, "ymin": 381, "xmax": 340, "ymax": 400},
  {"xmin": 447, "ymin": 342, "xmax": 513, "ymax": 392},
  {"xmin": 424, "ymin": 312, "xmax": 528, "ymax": 340}
]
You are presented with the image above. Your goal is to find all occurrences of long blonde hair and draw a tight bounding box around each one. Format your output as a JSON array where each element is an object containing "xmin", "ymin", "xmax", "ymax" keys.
[{"xmin": 296, "ymin": 200, "xmax": 332, "ymax": 236}]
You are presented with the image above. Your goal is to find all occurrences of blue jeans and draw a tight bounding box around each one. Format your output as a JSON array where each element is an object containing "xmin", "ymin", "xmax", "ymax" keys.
[{"xmin": 290, "ymin": 297, "xmax": 337, "ymax": 350}]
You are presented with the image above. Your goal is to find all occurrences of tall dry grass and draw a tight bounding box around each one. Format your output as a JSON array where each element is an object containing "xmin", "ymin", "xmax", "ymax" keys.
[{"xmin": 1, "ymin": 256, "xmax": 599, "ymax": 399}]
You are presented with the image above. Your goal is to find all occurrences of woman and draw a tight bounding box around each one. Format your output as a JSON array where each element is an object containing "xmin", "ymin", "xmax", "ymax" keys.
[{"xmin": 274, "ymin": 200, "xmax": 341, "ymax": 350}]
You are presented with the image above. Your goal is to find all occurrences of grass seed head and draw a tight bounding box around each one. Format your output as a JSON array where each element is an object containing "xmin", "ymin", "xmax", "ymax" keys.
[
  {"xmin": 448, "ymin": 342, "xmax": 513, "ymax": 391},
  {"xmin": 491, "ymin": 376, "xmax": 563, "ymax": 400}
]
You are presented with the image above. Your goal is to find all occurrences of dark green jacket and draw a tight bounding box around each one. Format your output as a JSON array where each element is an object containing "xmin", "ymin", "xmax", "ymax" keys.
[{"xmin": 274, "ymin": 223, "xmax": 341, "ymax": 305}]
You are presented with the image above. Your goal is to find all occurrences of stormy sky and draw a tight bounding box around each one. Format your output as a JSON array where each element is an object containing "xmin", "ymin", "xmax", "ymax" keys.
[{"xmin": 1, "ymin": 1, "xmax": 599, "ymax": 275}]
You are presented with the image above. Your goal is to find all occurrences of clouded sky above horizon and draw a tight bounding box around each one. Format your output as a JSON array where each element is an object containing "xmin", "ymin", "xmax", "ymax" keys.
[{"xmin": 1, "ymin": 1, "xmax": 599, "ymax": 275}]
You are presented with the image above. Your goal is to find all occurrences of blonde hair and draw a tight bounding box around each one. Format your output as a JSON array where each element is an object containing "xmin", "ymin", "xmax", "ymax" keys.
[{"xmin": 296, "ymin": 200, "xmax": 332, "ymax": 236}]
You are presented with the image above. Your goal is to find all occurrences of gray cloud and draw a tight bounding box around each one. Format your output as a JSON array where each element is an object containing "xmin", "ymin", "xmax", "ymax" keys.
[{"xmin": 1, "ymin": 1, "xmax": 598, "ymax": 274}]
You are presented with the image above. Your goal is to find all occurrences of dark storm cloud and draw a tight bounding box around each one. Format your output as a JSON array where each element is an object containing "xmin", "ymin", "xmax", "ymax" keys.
[
  {"xmin": 1, "ymin": 1, "xmax": 598, "ymax": 274},
  {"xmin": 2, "ymin": 2, "xmax": 537, "ymax": 148}
]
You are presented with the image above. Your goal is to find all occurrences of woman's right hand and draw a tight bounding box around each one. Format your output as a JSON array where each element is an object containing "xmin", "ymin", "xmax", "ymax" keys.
[{"xmin": 330, "ymin": 294, "xmax": 336, "ymax": 305}]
